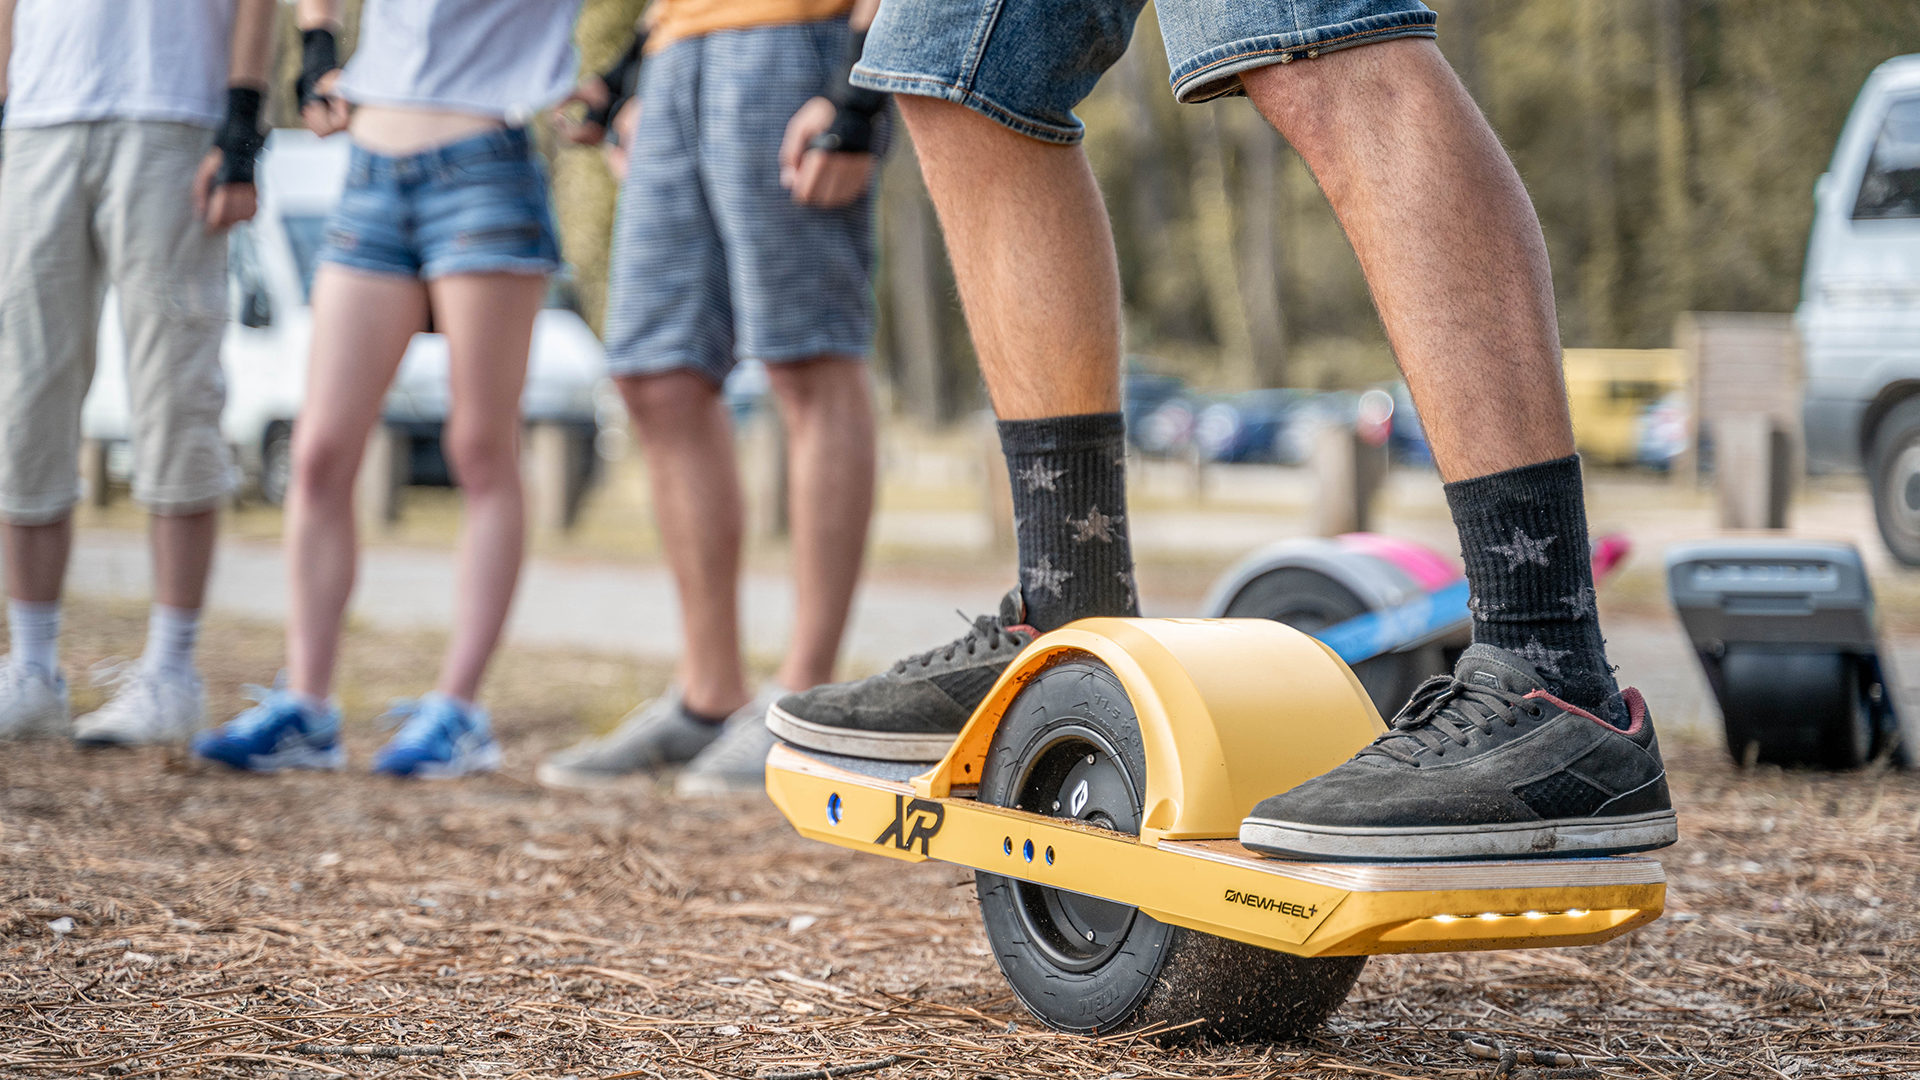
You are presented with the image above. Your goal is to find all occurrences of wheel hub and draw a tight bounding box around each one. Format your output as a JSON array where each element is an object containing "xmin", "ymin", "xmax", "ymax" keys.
[{"xmin": 1010, "ymin": 727, "xmax": 1141, "ymax": 972}]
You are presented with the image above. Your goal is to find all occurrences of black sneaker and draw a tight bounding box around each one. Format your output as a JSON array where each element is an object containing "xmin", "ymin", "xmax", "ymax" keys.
[
  {"xmin": 767, "ymin": 589, "xmax": 1037, "ymax": 761},
  {"xmin": 1240, "ymin": 644, "xmax": 1677, "ymax": 862}
]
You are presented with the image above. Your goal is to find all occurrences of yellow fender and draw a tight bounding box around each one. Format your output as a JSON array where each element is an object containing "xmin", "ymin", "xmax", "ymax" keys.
[{"xmin": 915, "ymin": 617, "xmax": 1386, "ymax": 843}]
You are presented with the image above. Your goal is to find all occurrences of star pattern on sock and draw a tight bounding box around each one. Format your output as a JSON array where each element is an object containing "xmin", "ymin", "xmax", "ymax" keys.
[
  {"xmin": 1487, "ymin": 527, "xmax": 1556, "ymax": 570},
  {"xmin": 1015, "ymin": 462, "xmax": 1065, "ymax": 493},
  {"xmin": 1024, "ymin": 555, "xmax": 1073, "ymax": 600},
  {"xmin": 1116, "ymin": 570, "xmax": 1137, "ymax": 610},
  {"xmin": 1516, "ymin": 636, "xmax": 1572, "ymax": 679},
  {"xmin": 1067, "ymin": 505, "xmax": 1121, "ymax": 543},
  {"xmin": 1560, "ymin": 585, "xmax": 1596, "ymax": 619}
]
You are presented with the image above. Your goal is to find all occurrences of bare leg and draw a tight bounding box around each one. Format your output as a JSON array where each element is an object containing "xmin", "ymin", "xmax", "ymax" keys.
[
  {"xmin": 894, "ymin": 97, "xmax": 1123, "ymax": 418},
  {"xmin": 5, "ymin": 518, "xmax": 71, "ymax": 605},
  {"xmin": 1242, "ymin": 39, "xmax": 1572, "ymax": 481},
  {"xmin": 285, "ymin": 267, "xmax": 427, "ymax": 700},
  {"xmin": 616, "ymin": 371, "xmax": 750, "ymax": 718},
  {"xmin": 766, "ymin": 356, "xmax": 874, "ymax": 689},
  {"xmin": 428, "ymin": 272, "xmax": 543, "ymax": 703},
  {"xmin": 150, "ymin": 509, "xmax": 217, "ymax": 610}
]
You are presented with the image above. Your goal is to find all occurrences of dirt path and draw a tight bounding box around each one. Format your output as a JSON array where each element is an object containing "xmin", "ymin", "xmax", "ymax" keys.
[{"xmin": 2, "ymin": 601, "xmax": 1916, "ymax": 1078}]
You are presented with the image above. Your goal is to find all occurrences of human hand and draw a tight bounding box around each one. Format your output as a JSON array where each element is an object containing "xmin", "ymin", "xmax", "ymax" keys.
[
  {"xmin": 778, "ymin": 96, "xmax": 874, "ymax": 209},
  {"xmin": 556, "ymin": 77, "xmax": 615, "ymax": 145},
  {"xmin": 193, "ymin": 150, "xmax": 258, "ymax": 232},
  {"xmin": 300, "ymin": 70, "xmax": 349, "ymax": 136}
]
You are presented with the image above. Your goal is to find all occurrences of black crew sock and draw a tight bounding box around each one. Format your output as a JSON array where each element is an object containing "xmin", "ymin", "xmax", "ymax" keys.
[
  {"xmin": 1444, "ymin": 454, "xmax": 1621, "ymax": 718},
  {"xmin": 999, "ymin": 413, "xmax": 1139, "ymax": 632}
]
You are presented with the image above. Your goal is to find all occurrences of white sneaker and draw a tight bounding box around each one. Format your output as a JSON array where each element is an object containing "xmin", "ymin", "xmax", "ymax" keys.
[
  {"xmin": 72, "ymin": 662, "xmax": 206, "ymax": 747},
  {"xmin": 0, "ymin": 657, "xmax": 70, "ymax": 740}
]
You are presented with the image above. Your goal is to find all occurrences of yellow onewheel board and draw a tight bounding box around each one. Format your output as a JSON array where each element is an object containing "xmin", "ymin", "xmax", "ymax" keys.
[{"xmin": 764, "ymin": 617, "xmax": 1664, "ymax": 960}]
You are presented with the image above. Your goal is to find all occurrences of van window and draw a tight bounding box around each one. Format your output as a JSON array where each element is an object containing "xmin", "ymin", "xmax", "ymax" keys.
[{"xmin": 1854, "ymin": 96, "xmax": 1920, "ymax": 220}]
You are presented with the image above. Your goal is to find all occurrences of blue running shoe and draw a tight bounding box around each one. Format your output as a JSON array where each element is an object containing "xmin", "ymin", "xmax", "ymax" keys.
[
  {"xmin": 371, "ymin": 693, "xmax": 502, "ymax": 779},
  {"xmin": 193, "ymin": 686, "xmax": 345, "ymax": 772}
]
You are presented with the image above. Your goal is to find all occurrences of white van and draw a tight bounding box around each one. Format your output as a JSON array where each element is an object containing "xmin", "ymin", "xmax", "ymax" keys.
[
  {"xmin": 80, "ymin": 130, "xmax": 605, "ymax": 504},
  {"xmin": 1799, "ymin": 54, "xmax": 1920, "ymax": 562}
]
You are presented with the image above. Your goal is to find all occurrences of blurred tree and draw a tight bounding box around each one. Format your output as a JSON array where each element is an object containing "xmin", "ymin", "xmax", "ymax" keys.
[{"xmin": 272, "ymin": 0, "xmax": 1920, "ymax": 418}]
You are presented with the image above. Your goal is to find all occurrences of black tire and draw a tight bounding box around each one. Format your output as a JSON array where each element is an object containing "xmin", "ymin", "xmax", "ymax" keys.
[
  {"xmin": 258, "ymin": 422, "xmax": 294, "ymax": 507},
  {"xmin": 1720, "ymin": 649, "xmax": 1872, "ymax": 770},
  {"xmin": 975, "ymin": 658, "xmax": 1366, "ymax": 1039},
  {"xmin": 1868, "ymin": 396, "xmax": 1920, "ymax": 567},
  {"xmin": 1220, "ymin": 566, "xmax": 1439, "ymax": 718}
]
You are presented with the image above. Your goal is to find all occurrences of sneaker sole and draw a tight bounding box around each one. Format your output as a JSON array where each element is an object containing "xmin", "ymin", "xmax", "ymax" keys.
[
  {"xmin": 386, "ymin": 741, "xmax": 503, "ymax": 780},
  {"xmin": 533, "ymin": 760, "xmax": 656, "ymax": 791},
  {"xmin": 765, "ymin": 702, "xmax": 956, "ymax": 763},
  {"xmin": 1238, "ymin": 809, "xmax": 1679, "ymax": 862},
  {"xmin": 199, "ymin": 744, "xmax": 348, "ymax": 773}
]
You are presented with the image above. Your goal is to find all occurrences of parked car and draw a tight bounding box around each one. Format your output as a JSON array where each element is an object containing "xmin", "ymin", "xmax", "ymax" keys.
[
  {"xmin": 1635, "ymin": 390, "xmax": 1692, "ymax": 471},
  {"xmin": 1798, "ymin": 54, "xmax": 1920, "ymax": 562},
  {"xmin": 1195, "ymin": 389, "xmax": 1308, "ymax": 463},
  {"xmin": 1121, "ymin": 358, "xmax": 1188, "ymax": 451},
  {"xmin": 80, "ymin": 130, "xmax": 605, "ymax": 505}
]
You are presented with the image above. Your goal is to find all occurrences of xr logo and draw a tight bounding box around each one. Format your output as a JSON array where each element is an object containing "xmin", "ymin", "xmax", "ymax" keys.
[
  {"xmin": 874, "ymin": 794, "xmax": 945, "ymax": 855},
  {"xmin": 1068, "ymin": 779, "xmax": 1090, "ymax": 817}
]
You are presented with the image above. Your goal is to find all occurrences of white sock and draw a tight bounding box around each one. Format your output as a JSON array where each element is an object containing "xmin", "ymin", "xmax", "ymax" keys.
[
  {"xmin": 7, "ymin": 600, "xmax": 61, "ymax": 677},
  {"xmin": 140, "ymin": 604, "xmax": 201, "ymax": 679}
]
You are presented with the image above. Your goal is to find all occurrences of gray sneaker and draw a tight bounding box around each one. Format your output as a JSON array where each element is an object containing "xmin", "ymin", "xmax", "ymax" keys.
[
  {"xmin": 536, "ymin": 691, "xmax": 725, "ymax": 789},
  {"xmin": 1240, "ymin": 644, "xmax": 1678, "ymax": 862},
  {"xmin": 766, "ymin": 589, "xmax": 1036, "ymax": 762},
  {"xmin": 675, "ymin": 688, "xmax": 784, "ymax": 797}
]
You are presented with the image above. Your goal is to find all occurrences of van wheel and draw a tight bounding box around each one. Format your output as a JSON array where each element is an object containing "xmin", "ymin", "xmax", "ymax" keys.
[
  {"xmin": 1869, "ymin": 398, "xmax": 1920, "ymax": 567},
  {"xmin": 259, "ymin": 422, "xmax": 294, "ymax": 507}
]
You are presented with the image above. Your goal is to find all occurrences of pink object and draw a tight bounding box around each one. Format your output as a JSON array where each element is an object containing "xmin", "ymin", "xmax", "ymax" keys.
[
  {"xmin": 1336, "ymin": 533, "xmax": 1460, "ymax": 591},
  {"xmin": 1590, "ymin": 532, "xmax": 1632, "ymax": 582}
]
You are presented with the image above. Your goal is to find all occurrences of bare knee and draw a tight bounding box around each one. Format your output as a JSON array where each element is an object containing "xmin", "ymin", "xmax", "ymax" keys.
[
  {"xmin": 1242, "ymin": 38, "xmax": 1457, "ymax": 172},
  {"xmin": 290, "ymin": 426, "xmax": 365, "ymax": 502},
  {"xmin": 616, "ymin": 371, "xmax": 725, "ymax": 447},
  {"xmin": 441, "ymin": 422, "xmax": 521, "ymax": 494},
  {"xmin": 766, "ymin": 358, "xmax": 871, "ymax": 429}
]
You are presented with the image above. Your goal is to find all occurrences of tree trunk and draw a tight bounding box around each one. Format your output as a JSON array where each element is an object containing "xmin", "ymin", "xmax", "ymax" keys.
[
  {"xmin": 880, "ymin": 145, "xmax": 950, "ymax": 425},
  {"xmin": 1235, "ymin": 111, "xmax": 1287, "ymax": 387},
  {"xmin": 1652, "ymin": 0, "xmax": 1695, "ymax": 312},
  {"xmin": 1187, "ymin": 107, "xmax": 1256, "ymax": 388},
  {"xmin": 1574, "ymin": 1, "xmax": 1622, "ymax": 346}
]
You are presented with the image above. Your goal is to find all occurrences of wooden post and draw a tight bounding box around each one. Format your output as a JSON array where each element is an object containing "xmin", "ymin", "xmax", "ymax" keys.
[
  {"xmin": 745, "ymin": 408, "xmax": 790, "ymax": 541},
  {"xmin": 355, "ymin": 423, "xmax": 406, "ymax": 531},
  {"xmin": 1715, "ymin": 413, "xmax": 1792, "ymax": 530},
  {"xmin": 79, "ymin": 439, "xmax": 112, "ymax": 508},
  {"xmin": 981, "ymin": 412, "xmax": 1013, "ymax": 554},
  {"xmin": 1313, "ymin": 424, "xmax": 1387, "ymax": 536},
  {"xmin": 524, "ymin": 422, "xmax": 591, "ymax": 534}
]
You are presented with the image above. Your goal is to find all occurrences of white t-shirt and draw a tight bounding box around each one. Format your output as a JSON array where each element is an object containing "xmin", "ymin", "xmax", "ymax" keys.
[
  {"xmin": 4, "ymin": 0, "xmax": 235, "ymax": 129},
  {"xmin": 336, "ymin": 0, "xmax": 583, "ymax": 122}
]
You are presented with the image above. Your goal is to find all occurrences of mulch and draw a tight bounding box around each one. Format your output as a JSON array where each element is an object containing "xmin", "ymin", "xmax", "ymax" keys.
[{"xmin": 2, "ymin": 600, "xmax": 1916, "ymax": 1078}]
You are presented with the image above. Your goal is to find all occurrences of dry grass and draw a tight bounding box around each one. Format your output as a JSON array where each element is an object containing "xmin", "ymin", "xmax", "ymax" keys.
[{"xmin": 3, "ymin": 600, "xmax": 1916, "ymax": 1078}]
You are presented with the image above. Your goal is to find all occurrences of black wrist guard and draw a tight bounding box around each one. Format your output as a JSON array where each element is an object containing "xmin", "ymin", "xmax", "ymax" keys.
[
  {"xmin": 808, "ymin": 29, "xmax": 887, "ymax": 154},
  {"xmin": 588, "ymin": 30, "xmax": 648, "ymax": 129},
  {"xmin": 296, "ymin": 28, "xmax": 340, "ymax": 110},
  {"xmin": 214, "ymin": 87, "xmax": 265, "ymax": 186}
]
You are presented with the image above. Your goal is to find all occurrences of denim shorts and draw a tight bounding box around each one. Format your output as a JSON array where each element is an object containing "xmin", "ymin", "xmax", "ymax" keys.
[
  {"xmin": 853, "ymin": 0, "xmax": 1437, "ymax": 143},
  {"xmin": 319, "ymin": 127, "xmax": 562, "ymax": 280},
  {"xmin": 602, "ymin": 18, "xmax": 880, "ymax": 384}
]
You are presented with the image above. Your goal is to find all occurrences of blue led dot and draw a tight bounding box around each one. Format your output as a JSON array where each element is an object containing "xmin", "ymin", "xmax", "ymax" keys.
[
  {"xmin": 1022, "ymin": 839, "xmax": 1035, "ymax": 863},
  {"xmin": 1003, "ymin": 837, "xmax": 1013, "ymax": 855},
  {"xmin": 826, "ymin": 793, "xmax": 842, "ymax": 825}
]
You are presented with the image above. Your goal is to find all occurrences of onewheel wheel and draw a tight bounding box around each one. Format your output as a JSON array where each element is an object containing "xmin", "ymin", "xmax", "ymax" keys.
[{"xmin": 974, "ymin": 658, "xmax": 1366, "ymax": 1039}]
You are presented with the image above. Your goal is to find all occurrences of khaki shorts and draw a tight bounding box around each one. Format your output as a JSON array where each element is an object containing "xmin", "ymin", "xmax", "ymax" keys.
[{"xmin": 0, "ymin": 120, "xmax": 233, "ymax": 524}]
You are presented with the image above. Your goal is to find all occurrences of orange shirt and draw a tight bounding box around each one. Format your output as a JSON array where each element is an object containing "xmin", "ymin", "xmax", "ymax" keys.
[{"xmin": 646, "ymin": 0, "xmax": 856, "ymax": 50}]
